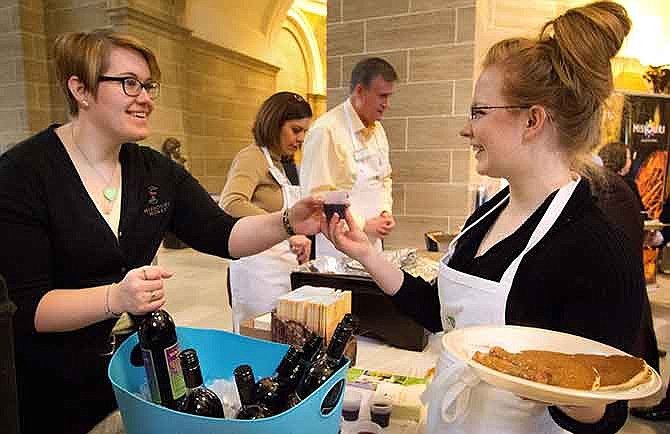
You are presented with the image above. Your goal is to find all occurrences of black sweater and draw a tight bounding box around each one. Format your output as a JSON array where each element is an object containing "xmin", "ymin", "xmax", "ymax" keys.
[
  {"xmin": 0, "ymin": 126, "xmax": 237, "ymax": 434},
  {"xmin": 393, "ymin": 179, "xmax": 646, "ymax": 433}
]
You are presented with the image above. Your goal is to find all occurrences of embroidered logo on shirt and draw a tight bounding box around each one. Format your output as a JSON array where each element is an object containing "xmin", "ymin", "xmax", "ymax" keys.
[
  {"xmin": 147, "ymin": 185, "xmax": 159, "ymax": 205},
  {"xmin": 143, "ymin": 185, "xmax": 170, "ymax": 216}
]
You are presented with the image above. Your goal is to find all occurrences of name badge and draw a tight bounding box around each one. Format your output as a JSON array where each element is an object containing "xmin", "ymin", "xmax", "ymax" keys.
[{"xmin": 354, "ymin": 148, "xmax": 371, "ymax": 162}]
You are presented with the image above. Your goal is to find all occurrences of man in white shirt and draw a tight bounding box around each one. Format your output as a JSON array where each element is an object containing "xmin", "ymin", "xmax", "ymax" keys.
[{"xmin": 300, "ymin": 57, "xmax": 397, "ymax": 257}]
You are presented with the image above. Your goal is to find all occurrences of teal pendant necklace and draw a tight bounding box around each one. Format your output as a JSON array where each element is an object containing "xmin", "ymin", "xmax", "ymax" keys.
[
  {"xmin": 71, "ymin": 125, "xmax": 119, "ymax": 213},
  {"xmin": 103, "ymin": 186, "xmax": 118, "ymax": 201}
]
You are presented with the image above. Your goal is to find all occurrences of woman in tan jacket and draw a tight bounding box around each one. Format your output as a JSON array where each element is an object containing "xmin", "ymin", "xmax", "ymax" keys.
[{"xmin": 220, "ymin": 92, "xmax": 312, "ymax": 331}]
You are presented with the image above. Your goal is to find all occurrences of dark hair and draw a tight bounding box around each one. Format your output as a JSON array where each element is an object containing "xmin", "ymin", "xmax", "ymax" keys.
[
  {"xmin": 252, "ymin": 92, "xmax": 312, "ymax": 149},
  {"xmin": 598, "ymin": 141, "xmax": 629, "ymax": 173},
  {"xmin": 53, "ymin": 29, "xmax": 161, "ymax": 116},
  {"xmin": 483, "ymin": 1, "xmax": 631, "ymax": 159},
  {"xmin": 350, "ymin": 57, "xmax": 398, "ymax": 93}
]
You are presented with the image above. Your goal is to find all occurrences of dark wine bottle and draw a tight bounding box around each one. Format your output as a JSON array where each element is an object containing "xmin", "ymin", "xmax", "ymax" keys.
[
  {"xmin": 179, "ymin": 349, "xmax": 225, "ymax": 418},
  {"xmin": 255, "ymin": 346, "xmax": 305, "ymax": 414},
  {"xmin": 291, "ymin": 320, "xmax": 353, "ymax": 403},
  {"xmin": 301, "ymin": 334, "xmax": 323, "ymax": 364},
  {"xmin": 138, "ymin": 310, "xmax": 186, "ymax": 410},
  {"xmin": 234, "ymin": 364, "xmax": 271, "ymax": 420}
]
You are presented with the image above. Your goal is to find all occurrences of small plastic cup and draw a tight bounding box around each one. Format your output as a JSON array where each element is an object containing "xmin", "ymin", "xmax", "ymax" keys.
[
  {"xmin": 324, "ymin": 191, "xmax": 349, "ymax": 221},
  {"xmin": 348, "ymin": 420, "xmax": 383, "ymax": 434},
  {"xmin": 341, "ymin": 389, "xmax": 362, "ymax": 421},
  {"xmin": 369, "ymin": 395, "xmax": 392, "ymax": 428}
]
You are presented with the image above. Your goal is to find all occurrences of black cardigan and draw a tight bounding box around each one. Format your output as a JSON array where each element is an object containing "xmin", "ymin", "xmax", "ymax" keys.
[
  {"xmin": 393, "ymin": 179, "xmax": 647, "ymax": 433},
  {"xmin": 0, "ymin": 126, "xmax": 237, "ymax": 434}
]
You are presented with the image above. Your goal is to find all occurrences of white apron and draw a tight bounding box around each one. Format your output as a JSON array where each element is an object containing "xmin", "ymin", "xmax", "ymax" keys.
[
  {"xmin": 422, "ymin": 178, "xmax": 579, "ymax": 434},
  {"xmin": 316, "ymin": 109, "xmax": 391, "ymax": 258},
  {"xmin": 228, "ymin": 147, "xmax": 302, "ymax": 333}
]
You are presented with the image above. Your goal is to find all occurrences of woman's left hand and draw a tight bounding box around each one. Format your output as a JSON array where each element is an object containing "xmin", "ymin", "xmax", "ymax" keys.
[
  {"xmin": 289, "ymin": 235, "xmax": 311, "ymax": 264},
  {"xmin": 288, "ymin": 196, "xmax": 325, "ymax": 235},
  {"xmin": 556, "ymin": 404, "xmax": 606, "ymax": 424}
]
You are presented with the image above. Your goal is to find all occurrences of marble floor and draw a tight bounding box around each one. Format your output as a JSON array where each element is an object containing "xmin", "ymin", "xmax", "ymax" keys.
[{"xmin": 95, "ymin": 246, "xmax": 670, "ymax": 433}]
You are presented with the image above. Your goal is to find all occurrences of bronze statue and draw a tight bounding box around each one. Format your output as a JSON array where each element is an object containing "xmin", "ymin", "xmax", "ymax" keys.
[{"xmin": 162, "ymin": 137, "xmax": 188, "ymax": 168}]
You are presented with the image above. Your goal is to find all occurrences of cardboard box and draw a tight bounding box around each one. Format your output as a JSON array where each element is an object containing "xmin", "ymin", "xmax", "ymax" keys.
[{"xmin": 239, "ymin": 312, "xmax": 272, "ymax": 341}]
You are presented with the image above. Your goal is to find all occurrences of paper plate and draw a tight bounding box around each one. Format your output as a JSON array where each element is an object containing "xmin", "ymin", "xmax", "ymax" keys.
[{"xmin": 442, "ymin": 325, "xmax": 661, "ymax": 406}]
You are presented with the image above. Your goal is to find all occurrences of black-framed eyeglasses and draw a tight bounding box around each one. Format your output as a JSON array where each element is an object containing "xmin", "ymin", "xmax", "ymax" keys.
[
  {"xmin": 99, "ymin": 75, "xmax": 161, "ymax": 99},
  {"xmin": 470, "ymin": 105, "xmax": 531, "ymax": 121}
]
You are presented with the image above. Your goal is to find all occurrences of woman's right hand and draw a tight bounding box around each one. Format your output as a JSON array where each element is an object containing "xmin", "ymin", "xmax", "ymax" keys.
[
  {"xmin": 322, "ymin": 207, "xmax": 375, "ymax": 262},
  {"xmin": 110, "ymin": 266, "xmax": 174, "ymax": 315}
]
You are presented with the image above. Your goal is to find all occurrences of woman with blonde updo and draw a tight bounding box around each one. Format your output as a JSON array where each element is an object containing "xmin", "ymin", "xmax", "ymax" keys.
[{"xmin": 322, "ymin": 2, "xmax": 646, "ymax": 433}]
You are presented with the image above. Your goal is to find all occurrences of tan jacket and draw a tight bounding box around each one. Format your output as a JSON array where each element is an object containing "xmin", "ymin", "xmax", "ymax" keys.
[{"xmin": 219, "ymin": 144, "xmax": 286, "ymax": 217}]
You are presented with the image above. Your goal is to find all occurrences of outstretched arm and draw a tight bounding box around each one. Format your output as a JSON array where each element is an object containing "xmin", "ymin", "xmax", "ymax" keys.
[{"xmin": 228, "ymin": 196, "xmax": 325, "ymax": 258}]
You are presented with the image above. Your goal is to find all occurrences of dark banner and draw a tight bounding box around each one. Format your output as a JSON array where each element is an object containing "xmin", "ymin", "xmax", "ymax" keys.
[{"xmin": 625, "ymin": 94, "xmax": 670, "ymax": 219}]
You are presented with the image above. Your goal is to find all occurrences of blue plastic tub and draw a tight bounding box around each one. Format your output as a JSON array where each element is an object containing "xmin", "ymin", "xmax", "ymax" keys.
[{"xmin": 108, "ymin": 327, "xmax": 349, "ymax": 434}]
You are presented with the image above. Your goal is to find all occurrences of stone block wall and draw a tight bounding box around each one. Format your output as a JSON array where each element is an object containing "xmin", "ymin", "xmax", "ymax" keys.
[
  {"xmin": 185, "ymin": 37, "xmax": 277, "ymax": 193},
  {"xmin": 0, "ymin": 0, "xmax": 50, "ymax": 152},
  {"xmin": 327, "ymin": 0, "xmax": 476, "ymax": 248}
]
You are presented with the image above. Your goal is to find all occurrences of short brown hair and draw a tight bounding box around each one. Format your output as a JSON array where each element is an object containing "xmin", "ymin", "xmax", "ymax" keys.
[
  {"xmin": 252, "ymin": 92, "xmax": 312, "ymax": 149},
  {"xmin": 53, "ymin": 29, "xmax": 161, "ymax": 116},
  {"xmin": 482, "ymin": 1, "xmax": 630, "ymax": 159},
  {"xmin": 350, "ymin": 57, "xmax": 398, "ymax": 93}
]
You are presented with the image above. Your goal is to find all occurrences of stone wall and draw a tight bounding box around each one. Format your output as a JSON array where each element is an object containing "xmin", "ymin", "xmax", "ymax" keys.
[
  {"xmin": 185, "ymin": 37, "xmax": 277, "ymax": 193},
  {"xmin": 327, "ymin": 0, "xmax": 476, "ymax": 248},
  {"xmin": 0, "ymin": 0, "xmax": 50, "ymax": 152}
]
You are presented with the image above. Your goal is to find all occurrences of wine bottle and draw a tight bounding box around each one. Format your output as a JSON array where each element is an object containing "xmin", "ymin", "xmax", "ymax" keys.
[
  {"xmin": 138, "ymin": 310, "xmax": 186, "ymax": 410},
  {"xmin": 179, "ymin": 349, "xmax": 225, "ymax": 418},
  {"xmin": 301, "ymin": 334, "xmax": 323, "ymax": 364},
  {"xmin": 234, "ymin": 364, "xmax": 271, "ymax": 419},
  {"xmin": 291, "ymin": 320, "xmax": 353, "ymax": 403},
  {"xmin": 255, "ymin": 346, "xmax": 305, "ymax": 414}
]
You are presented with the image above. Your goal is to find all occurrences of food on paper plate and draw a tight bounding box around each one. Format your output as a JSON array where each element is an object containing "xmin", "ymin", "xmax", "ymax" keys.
[{"xmin": 472, "ymin": 346, "xmax": 650, "ymax": 391}]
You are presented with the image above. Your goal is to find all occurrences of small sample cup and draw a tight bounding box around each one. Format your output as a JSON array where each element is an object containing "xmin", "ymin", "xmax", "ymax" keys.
[
  {"xmin": 341, "ymin": 389, "xmax": 362, "ymax": 421},
  {"xmin": 324, "ymin": 191, "xmax": 349, "ymax": 221},
  {"xmin": 369, "ymin": 395, "xmax": 392, "ymax": 428},
  {"xmin": 349, "ymin": 420, "xmax": 383, "ymax": 434}
]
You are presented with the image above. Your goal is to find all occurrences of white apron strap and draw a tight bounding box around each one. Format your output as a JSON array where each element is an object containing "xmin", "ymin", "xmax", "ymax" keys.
[
  {"xmin": 260, "ymin": 146, "xmax": 301, "ymax": 209},
  {"xmin": 500, "ymin": 177, "xmax": 579, "ymax": 285},
  {"xmin": 443, "ymin": 193, "xmax": 511, "ymax": 264}
]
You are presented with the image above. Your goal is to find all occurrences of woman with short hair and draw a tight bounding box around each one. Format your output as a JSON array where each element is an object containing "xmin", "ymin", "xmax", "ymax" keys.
[{"xmin": 0, "ymin": 30, "xmax": 323, "ymax": 434}]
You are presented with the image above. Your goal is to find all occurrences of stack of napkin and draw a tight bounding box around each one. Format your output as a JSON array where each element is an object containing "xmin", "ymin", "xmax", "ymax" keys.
[{"xmin": 275, "ymin": 286, "xmax": 352, "ymax": 344}]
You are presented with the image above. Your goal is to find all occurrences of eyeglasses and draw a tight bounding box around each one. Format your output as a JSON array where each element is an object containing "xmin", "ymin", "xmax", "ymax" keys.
[
  {"xmin": 99, "ymin": 75, "xmax": 161, "ymax": 99},
  {"xmin": 470, "ymin": 105, "xmax": 531, "ymax": 121}
]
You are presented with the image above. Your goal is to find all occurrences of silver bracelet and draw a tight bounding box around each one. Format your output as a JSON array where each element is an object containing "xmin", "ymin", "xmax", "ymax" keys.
[{"xmin": 105, "ymin": 283, "xmax": 122, "ymax": 318}]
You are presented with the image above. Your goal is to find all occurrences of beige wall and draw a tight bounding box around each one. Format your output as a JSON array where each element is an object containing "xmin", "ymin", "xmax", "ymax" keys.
[
  {"xmin": 327, "ymin": 0, "xmax": 476, "ymax": 249},
  {"xmin": 276, "ymin": 27, "xmax": 309, "ymax": 97},
  {"xmin": 185, "ymin": 37, "xmax": 277, "ymax": 193},
  {"xmin": 0, "ymin": 0, "xmax": 50, "ymax": 152}
]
